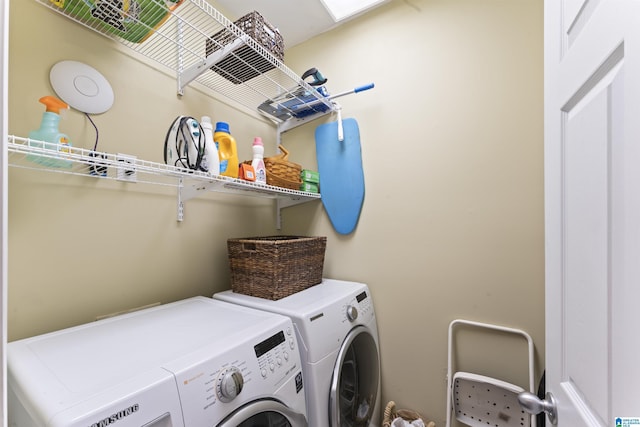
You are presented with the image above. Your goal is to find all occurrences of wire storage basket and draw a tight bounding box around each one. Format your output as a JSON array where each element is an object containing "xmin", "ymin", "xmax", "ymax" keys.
[
  {"xmin": 206, "ymin": 10, "xmax": 284, "ymax": 83},
  {"xmin": 227, "ymin": 236, "xmax": 326, "ymax": 300}
]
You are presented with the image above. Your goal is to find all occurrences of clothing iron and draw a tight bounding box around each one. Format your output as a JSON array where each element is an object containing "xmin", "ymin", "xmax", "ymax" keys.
[{"xmin": 163, "ymin": 116, "xmax": 204, "ymax": 170}]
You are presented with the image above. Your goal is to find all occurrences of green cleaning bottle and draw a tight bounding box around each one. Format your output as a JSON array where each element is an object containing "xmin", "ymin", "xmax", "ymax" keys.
[{"xmin": 28, "ymin": 96, "xmax": 72, "ymax": 168}]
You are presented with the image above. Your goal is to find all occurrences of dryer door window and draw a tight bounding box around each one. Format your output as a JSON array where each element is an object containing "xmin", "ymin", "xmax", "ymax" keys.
[
  {"xmin": 218, "ymin": 399, "xmax": 308, "ymax": 427},
  {"xmin": 329, "ymin": 325, "xmax": 380, "ymax": 426},
  {"xmin": 237, "ymin": 411, "xmax": 292, "ymax": 427}
]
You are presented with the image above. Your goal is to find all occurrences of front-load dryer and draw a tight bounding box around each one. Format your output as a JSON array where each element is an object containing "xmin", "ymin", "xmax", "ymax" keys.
[
  {"xmin": 214, "ymin": 279, "xmax": 381, "ymax": 427},
  {"xmin": 8, "ymin": 297, "xmax": 307, "ymax": 427}
]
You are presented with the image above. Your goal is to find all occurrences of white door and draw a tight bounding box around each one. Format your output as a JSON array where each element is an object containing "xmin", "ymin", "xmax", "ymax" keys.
[
  {"xmin": 543, "ymin": 0, "xmax": 640, "ymax": 425},
  {"xmin": 1, "ymin": 0, "xmax": 8, "ymax": 424}
]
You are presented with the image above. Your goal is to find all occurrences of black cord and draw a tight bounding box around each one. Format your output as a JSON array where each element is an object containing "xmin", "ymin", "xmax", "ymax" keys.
[
  {"xmin": 85, "ymin": 113, "xmax": 107, "ymax": 176},
  {"xmin": 184, "ymin": 118, "xmax": 204, "ymax": 170},
  {"xmin": 163, "ymin": 116, "xmax": 205, "ymax": 170},
  {"xmin": 85, "ymin": 113, "xmax": 99, "ymax": 151},
  {"xmin": 178, "ymin": 119, "xmax": 191, "ymax": 168}
]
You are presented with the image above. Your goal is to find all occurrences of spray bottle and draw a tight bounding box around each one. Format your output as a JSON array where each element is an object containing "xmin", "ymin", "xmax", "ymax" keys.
[
  {"xmin": 214, "ymin": 121, "xmax": 239, "ymax": 178},
  {"xmin": 28, "ymin": 96, "xmax": 72, "ymax": 168}
]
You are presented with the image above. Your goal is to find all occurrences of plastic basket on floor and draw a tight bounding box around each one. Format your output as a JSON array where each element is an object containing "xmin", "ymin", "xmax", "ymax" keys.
[{"xmin": 382, "ymin": 401, "xmax": 435, "ymax": 427}]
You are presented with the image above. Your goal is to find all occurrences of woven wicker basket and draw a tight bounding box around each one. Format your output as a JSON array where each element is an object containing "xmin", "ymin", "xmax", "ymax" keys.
[
  {"xmin": 206, "ymin": 11, "xmax": 284, "ymax": 84},
  {"xmin": 265, "ymin": 145, "xmax": 303, "ymax": 190},
  {"xmin": 382, "ymin": 401, "xmax": 435, "ymax": 427},
  {"xmin": 227, "ymin": 236, "xmax": 326, "ymax": 300}
]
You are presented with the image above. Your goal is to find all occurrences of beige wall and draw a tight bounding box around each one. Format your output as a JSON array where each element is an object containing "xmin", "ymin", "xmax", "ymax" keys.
[
  {"xmin": 8, "ymin": 0, "xmax": 279, "ymax": 339},
  {"xmin": 279, "ymin": 1, "xmax": 544, "ymax": 424},
  {"xmin": 7, "ymin": 0, "xmax": 543, "ymax": 425}
]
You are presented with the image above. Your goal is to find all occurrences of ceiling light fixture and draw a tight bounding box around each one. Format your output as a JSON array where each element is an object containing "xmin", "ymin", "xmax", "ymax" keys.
[{"xmin": 320, "ymin": 0, "xmax": 387, "ymax": 22}]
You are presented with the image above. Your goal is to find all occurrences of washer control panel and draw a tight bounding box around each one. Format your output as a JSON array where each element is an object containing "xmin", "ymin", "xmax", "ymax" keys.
[
  {"xmin": 168, "ymin": 321, "xmax": 301, "ymax": 426},
  {"xmin": 216, "ymin": 366, "xmax": 244, "ymax": 402},
  {"xmin": 255, "ymin": 326, "xmax": 296, "ymax": 379}
]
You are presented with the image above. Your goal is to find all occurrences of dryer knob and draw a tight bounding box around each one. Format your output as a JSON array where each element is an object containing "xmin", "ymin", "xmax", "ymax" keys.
[
  {"xmin": 217, "ymin": 367, "xmax": 244, "ymax": 402},
  {"xmin": 346, "ymin": 305, "xmax": 358, "ymax": 322}
]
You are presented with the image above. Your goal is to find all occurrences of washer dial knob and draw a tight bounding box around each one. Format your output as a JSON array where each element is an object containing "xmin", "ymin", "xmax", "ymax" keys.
[
  {"xmin": 217, "ymin": 367, "xmax": 244, "ymax": 402},
  {"xmin": 346, "ymin": 305, "xmax": 358, "ymax": 322}
]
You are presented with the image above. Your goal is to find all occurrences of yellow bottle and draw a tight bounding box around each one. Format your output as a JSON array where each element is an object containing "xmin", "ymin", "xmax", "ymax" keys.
[{"xmin": 214, "ymin": 121, "xmax": 239, "ymax": 178}]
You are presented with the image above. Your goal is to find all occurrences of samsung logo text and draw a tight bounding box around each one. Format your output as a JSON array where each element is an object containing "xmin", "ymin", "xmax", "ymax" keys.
[{"xmin": 89, "ymin": 404, "xmax": 139, "ymax": 427}]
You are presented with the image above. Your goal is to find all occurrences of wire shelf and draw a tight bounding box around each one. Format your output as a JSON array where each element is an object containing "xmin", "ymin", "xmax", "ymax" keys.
[
  {"xmin": 33, "ymin": 0, "xmax": 334, "ymax": 124},
  {"xmin": 8, "ymin": 135, "xmax": 320, "ymax": 223}
]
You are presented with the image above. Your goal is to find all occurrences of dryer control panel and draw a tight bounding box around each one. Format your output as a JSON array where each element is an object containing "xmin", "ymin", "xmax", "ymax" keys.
[{"xmin": 343, "ymin": 290, "xmax": 374, "ymax": 323}]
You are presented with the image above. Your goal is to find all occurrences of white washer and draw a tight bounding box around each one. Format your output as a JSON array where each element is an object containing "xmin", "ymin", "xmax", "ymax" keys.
[
  {"xmin": 8, "ymin": 297, "xmax": 307, "ymax": 427},
  {"xmin": 214, "ymin": 279, "xmax": 381, "ymax": 427}
]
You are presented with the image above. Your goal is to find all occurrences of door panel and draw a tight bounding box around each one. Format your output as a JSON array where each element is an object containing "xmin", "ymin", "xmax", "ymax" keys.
[
  {"xmin": 1, "ymin": 0, "xmax": 7, "ymax": 424},
  {"xmin": 564, "ymin": 0, "xmax": 601, "ymax": 47},
  {"xmin": 562, "ymin": 62, "xmax": 623, "ymax": 426},
  {"xmin": 545, "ymin": 0, "xmax": 640, "ymax": 425}
]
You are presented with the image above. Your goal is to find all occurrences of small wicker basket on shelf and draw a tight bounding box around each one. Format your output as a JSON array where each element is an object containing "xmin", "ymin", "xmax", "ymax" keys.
[
  {"xmin": 264, "ymin": 144, "xmax": 303, "ymax": 190},
  {"xmin": 382, "ymin": 401, "xmax": 435, "ymax": 427}
]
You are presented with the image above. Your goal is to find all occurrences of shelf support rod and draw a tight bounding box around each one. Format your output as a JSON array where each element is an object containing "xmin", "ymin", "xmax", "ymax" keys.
[
  {"xmin": 177, "ymin": 178, "xmax": 184, "ymax": 222},
  {"xmin": 276, "ymin": 199, "xmax": 284, "ymax": 230},
  {"xmin": 176, "ymin": 16, "xmax": 185, "ymax": 96},
  {"xmin": 275, "ymin": 196, "xmax": 320, "ymax": 229}
]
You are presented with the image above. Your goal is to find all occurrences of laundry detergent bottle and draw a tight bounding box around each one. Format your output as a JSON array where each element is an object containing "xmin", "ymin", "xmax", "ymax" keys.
[
  {"xmin": 251, "ymin": 137, "xmax": 267, "ymax": 184},
  {"xmin": 214, "ymin": 121, "xmax": 239, "ymax": 178},
  {"xmin": 28, "ymin": 96, "xmax": 72, "ymax": 168},
  {"xmin": 200, "ymin": 116, "xmax": 220, "ymax": 175}
]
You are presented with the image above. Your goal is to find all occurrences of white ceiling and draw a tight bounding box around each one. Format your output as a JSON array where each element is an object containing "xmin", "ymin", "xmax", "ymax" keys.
[{"xmin": 214, "ymin": 0, "xmax": 390, "ymax": 48}]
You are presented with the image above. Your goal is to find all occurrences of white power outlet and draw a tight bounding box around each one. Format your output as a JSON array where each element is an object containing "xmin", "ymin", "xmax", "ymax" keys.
[{"xmin": 116, "ymin": 153, "xmax": 137, "ymax": 182}]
